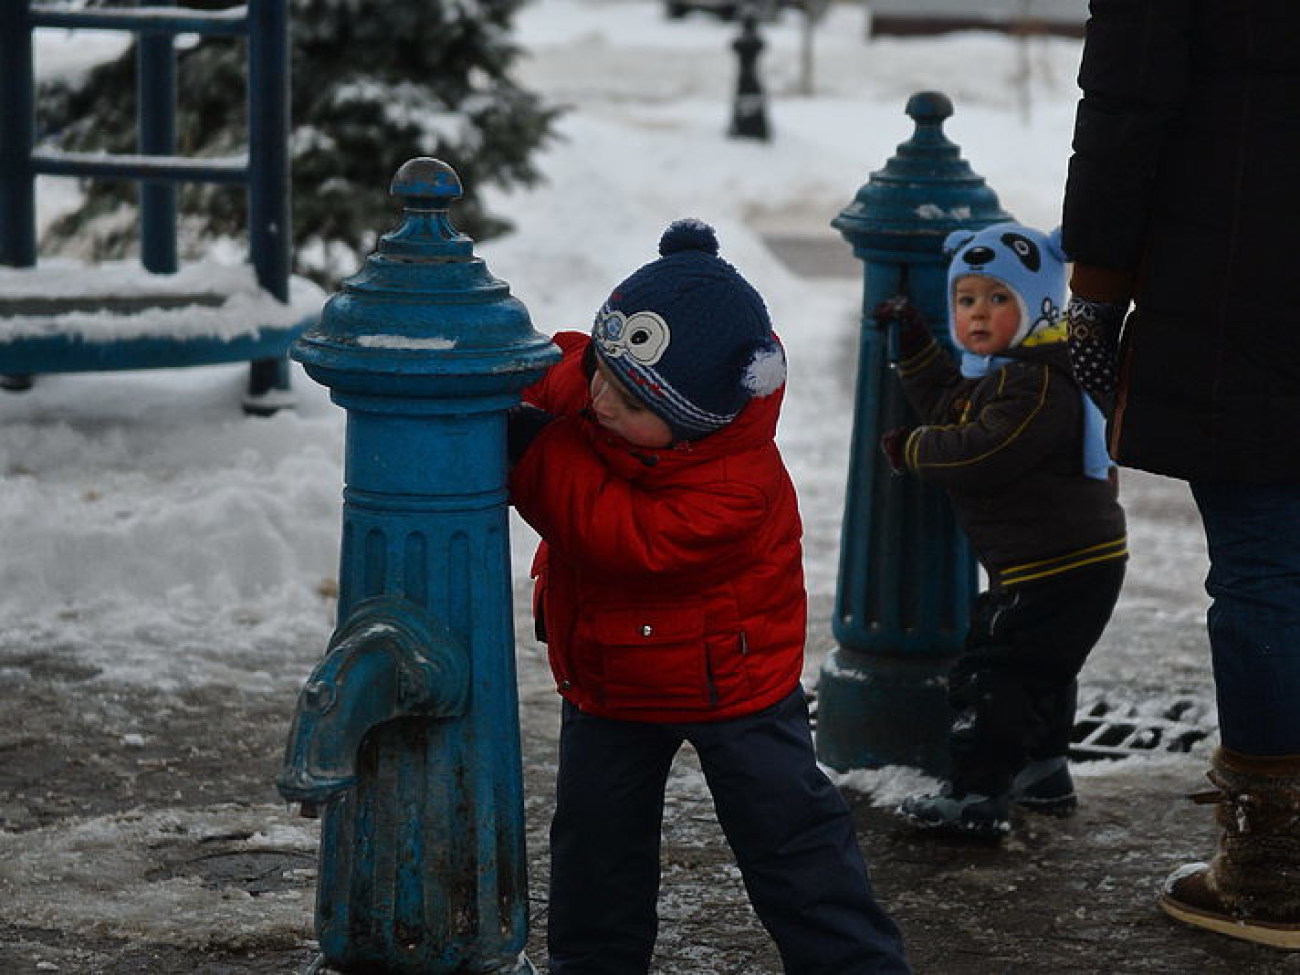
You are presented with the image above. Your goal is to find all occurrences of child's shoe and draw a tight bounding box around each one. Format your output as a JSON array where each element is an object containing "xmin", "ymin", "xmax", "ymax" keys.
[
  {"xmin": 897, "ymin": 786, "xmax": 1011, "ymax": 839},
  {"xmin": 1010, "ymin": 756, "xmax": 1078, "ymax": 816}
]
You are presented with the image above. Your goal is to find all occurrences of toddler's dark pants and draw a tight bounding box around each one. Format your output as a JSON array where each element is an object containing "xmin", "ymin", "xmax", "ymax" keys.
[
  {"xmin": 948, "ymin": 558, "xmax": 1126, "ymax": 798},
  {"xmin": 547, "ymin": 688, "xmax": 911, "ymax": 975}
]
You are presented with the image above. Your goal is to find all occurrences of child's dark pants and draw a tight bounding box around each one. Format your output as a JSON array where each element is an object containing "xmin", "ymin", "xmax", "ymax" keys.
[
  {"xmin": 547, "ymin": 688, "xmax": 911, "ymax": 974},
  {"xmin": 948, "ymin": 559, "xmax": 1126, "ymax": 798}
]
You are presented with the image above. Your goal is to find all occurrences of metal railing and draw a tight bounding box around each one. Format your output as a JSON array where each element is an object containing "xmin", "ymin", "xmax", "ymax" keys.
[{"xmin": 0, "ymin": 0, "xmax": 289, "ymax": 300}]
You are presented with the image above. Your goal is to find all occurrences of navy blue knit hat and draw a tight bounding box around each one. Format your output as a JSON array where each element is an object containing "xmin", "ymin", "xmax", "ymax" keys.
[{"xmin": 591, "ymin": 219, "xmax": 786, "ymax": 442}]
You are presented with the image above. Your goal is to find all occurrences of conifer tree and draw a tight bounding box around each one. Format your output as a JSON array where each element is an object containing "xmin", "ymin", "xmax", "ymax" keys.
[{"xmin": 39, "ymin": 0, "xmax": 559, "ymax": 285}]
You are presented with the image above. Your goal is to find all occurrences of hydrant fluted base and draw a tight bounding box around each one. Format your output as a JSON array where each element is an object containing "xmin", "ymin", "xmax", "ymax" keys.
[{"xmin": 816, "ymin": 646, "xmax": 955, "ymax": 778}]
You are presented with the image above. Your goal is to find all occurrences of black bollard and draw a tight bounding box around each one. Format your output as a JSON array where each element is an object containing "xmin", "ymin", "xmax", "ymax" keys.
[{"xmin": 729, "ymin": 8, "xmax": 770, "ymax": 140}]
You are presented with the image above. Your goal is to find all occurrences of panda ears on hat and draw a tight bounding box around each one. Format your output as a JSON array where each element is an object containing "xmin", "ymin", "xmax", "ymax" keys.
[
  {"xmin": 943, "ymin": 223, "xmax": 1067, "ymax": 261},
  {"xmin": 944, "ymin": 228, "xmax": 978, "ymax": 258},
  {"xmin": 1044, "ymin": 226, "xmax": 1066, "ymax": 261}
]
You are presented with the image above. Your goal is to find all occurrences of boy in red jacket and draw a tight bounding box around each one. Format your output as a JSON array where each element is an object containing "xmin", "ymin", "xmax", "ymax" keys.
[{"xmin": 508, "ymin": 219, "xmax": 910, "ymax": 975}]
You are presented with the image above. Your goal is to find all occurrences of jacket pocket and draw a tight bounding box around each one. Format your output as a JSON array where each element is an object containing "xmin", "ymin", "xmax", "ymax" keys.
[{"xmin": 585, "ymin": 604, "xmax": 712, "ymax": 710}]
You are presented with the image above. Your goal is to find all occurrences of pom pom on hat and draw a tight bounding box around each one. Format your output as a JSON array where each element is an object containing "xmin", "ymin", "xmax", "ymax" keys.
[
  {"xmin": 592, "ymin": 219, "xmax": 785, "ymax": 442},
  {"xmin": 658, "ymin": 218, "xmax": 720, "ymax": 257},
  {"xmin": 744, "ymin": 343, "xmax": 787, "ymax": 397},
  {"xmin": 944, "ymin": 222, "xmax": 1067, "ymax": 349}
]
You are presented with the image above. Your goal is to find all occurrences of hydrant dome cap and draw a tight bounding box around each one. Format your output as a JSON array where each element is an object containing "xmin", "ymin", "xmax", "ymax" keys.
[
  {"xmin": 389, "ymin": 157, "xmax": 462, "ymax": 208},
  {"xmin": 905, "ymin": 91, "xmax": 954, "ymax": 125}
]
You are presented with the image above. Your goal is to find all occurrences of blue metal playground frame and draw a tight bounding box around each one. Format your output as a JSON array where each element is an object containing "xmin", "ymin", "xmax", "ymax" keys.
[{"xmin": 0, "ymin": 0, "xmax": 304, "ymax": 403}]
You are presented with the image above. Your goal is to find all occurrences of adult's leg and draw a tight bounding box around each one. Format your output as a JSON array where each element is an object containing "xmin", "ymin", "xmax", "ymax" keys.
[
  {"xmin": 548, "ymin": 702, "xmax": 680, "ymax": 975},
  {"xmin": 1161, "ymin": 483, "xmax": 1300, "ymax": 948},
  {"xmin": 1159, "ymin": 746, "xmax": 1300, "ymax": 948},
  {"xmin": 1190, "ymin": 481, "xmax": 1300, "ymax": 754},
  {"xmin": 690, "ymin": 689, "xmax": 911, "ymax": 975}
]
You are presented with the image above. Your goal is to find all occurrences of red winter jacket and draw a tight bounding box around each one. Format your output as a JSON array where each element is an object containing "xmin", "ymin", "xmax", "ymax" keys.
[{"xmin": 509, "ymin": 332, "xmax": 806, "ymax": 723}]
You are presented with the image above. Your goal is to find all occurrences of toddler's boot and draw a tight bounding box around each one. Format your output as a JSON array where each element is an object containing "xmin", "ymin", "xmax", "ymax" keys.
[
  {"xmin": 897, "ymin": 785, "xmax": 1010, "ymax": 840},
  {"xmin": 1010, "ymin": 756, "xmax": 1077, "ymax": 816},
  {"xmin": 1159, "ymin": 747, "xmax": 1300, "ymax": 949}
]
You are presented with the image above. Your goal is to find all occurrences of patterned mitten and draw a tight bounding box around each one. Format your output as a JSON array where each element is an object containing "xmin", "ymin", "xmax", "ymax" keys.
[{"xmin": 1066, "ymin": 296, "xmax": 1126, "ymax": 405}]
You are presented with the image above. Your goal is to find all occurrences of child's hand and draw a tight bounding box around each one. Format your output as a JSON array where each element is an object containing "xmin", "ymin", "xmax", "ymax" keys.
[
  {"xmin": 872, "ymin": 296, "xmax": 930, "ymax": 359},
  {"xmin": 872, "ymin": 296, "xmax": 924, "ymax": 331},
  {"xmin": 1066, "ymin": 296, "xmax": 1125, "ymax": 413},
  {"xmin": 507, "ymin": 404, "xmax": 555, "ymax": 468},
  {"xmin": 879, "ymin": 426, "xmax": 912, "ymax": 475}
]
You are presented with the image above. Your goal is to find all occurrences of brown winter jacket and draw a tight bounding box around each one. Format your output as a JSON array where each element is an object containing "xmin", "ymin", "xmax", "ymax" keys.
[
  {"xmin": 894, "ymin": 332, "xmax": 1127, "ymax": 588},
  {"xmin": 1062, "ymin": 0, "xmax": 1300, "ymax": 483}
]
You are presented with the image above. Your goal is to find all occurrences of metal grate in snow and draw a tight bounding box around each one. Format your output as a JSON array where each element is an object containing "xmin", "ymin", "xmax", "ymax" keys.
[
  {"xmin": 1070, "ymin": 693, "xmax": 1214, "ymax": 761},
  {"xmin": 803, "ymin": 685, "xmax": 1216, "ymax": 761}
]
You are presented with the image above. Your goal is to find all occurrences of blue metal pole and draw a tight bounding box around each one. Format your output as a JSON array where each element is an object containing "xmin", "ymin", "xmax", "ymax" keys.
[
  {"xmin": 247, "ymin": 0, "xmax": 289, "ymax": 302},
  {"xmin": 245, "ymin": 0, "xmax": 292, "ymax": 404},
  {"xmin": 815, "ymin": 92, "xmax": 1011, "ymax": 776},
  {"xmin": 137, "ymin": 22, "xmax": 178, "ymax": 275},
  {"xmin": 0, "ymin": 0, "xmax": 36, "ymax": 268},
  {"xmin": 279, "ymin": 158, "xmax": 559, "ymax": 975}
]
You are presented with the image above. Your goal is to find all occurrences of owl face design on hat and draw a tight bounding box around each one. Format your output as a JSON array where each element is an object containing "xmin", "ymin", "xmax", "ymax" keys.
[
  {"xmin": 944, "ymin": 222, "xmax": 1067, "ymax": 351},
  {"xmin": 591, "ymin": 219, "xmax": 786, "ymax": 443},
  {"xmin": 592, "ymin": 307, "xmax": 670, "ymax": 367}
]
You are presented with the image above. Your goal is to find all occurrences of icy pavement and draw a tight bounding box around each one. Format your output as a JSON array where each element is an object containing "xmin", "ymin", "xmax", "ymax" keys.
[{"xmin": 4, "ymin": 562, "xmax": 1297, "ymax": 973}]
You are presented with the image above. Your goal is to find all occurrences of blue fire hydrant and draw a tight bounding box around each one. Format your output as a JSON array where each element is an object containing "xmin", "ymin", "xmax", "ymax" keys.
[
  {"xmin": 277, "ymin": 157, "xmax": 559, "ymax": 974},
  {"xmin": 815, "ymin": 92, "xmax": 1012, "ymax": 776}
]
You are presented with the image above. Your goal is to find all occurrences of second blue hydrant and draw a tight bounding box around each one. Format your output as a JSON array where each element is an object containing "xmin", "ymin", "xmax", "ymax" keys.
[
  {"xmin": 278, "ymin": 158, "xmax": 559, "ymax": 974},
  {"xmin": 815, "ymin": 92, "xmax": 1012, "ymax": 776}
]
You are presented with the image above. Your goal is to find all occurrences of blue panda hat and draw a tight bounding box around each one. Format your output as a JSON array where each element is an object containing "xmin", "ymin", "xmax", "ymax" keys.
[
  {"xmin": 943, "ymin": 221, "xmax": 1112, "ymax": 481},
  {"xmin": 943, "ymin": 222, "xmax": 1067, "ymax": 353}
]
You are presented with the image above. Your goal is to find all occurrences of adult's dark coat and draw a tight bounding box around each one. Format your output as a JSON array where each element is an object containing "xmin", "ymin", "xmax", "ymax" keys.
[{"xmin": 1062, "ymin": 0, "xmax": 1300, "ymax": 483}]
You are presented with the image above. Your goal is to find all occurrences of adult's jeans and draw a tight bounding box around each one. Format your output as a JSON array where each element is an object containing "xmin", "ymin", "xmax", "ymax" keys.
[{"xmin": 1190, "ymin": 481, "xmax": 1300, "ymax": 755}]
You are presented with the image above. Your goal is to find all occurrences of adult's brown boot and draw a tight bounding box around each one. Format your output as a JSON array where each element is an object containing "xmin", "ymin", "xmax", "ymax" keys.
[{"xmin": 1159, "ymin": 747, "xmax": 1300, "ymax": 950}]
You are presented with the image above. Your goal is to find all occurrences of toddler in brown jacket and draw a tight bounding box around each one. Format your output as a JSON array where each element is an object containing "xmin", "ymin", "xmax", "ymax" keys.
[{"xmin": 877, "ymin": 222, "xmax": 1127, "ymax": 840}]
